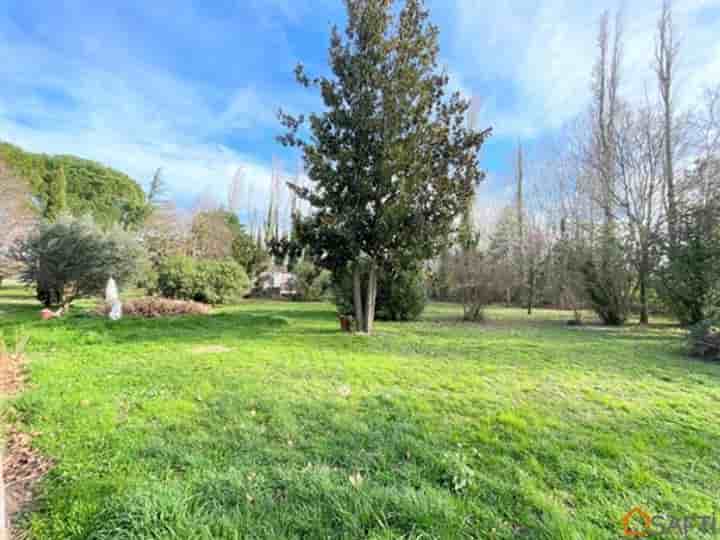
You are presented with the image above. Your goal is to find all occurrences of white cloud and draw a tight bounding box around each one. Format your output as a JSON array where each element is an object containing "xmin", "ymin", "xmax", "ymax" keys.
[
  {"xmin": 450, "ymin": 0, "xmax": 720, "ymax": 138},
  {"xmin": 0, "ymin": 32, "xmax": 289, "ymax": 213}
]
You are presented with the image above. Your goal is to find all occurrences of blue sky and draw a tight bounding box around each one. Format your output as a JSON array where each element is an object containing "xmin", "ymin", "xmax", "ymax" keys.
[{"xmin": 1, "ymin": 0, "xmax": 719, "ymax": 216}]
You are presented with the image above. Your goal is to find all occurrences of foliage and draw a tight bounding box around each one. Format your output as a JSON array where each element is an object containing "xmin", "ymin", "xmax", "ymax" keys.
[
  {"xmin": 279, "ymin": 0, "xmax": 491, "ymax": 333},
  {"xmin": 332, "ymin": 263, "xmax": 427, "ymax": 321},
  {"xmin": 11, "ymin": 215, "xmax": 145, "ymax": 307},
  {"xmin": 41, "ymin": 163, "xmax": 67, "ymax": 222},
  {"xmin": 3, "ymin": 284, "xmax": 717, "ymax": 540},
  {"xmin": 97, "ymin": 297, "xmax": 210, "ymax": 319},
  {"xmin": 375, "ymin": 267, "xmax": 428, "ymax": 321},
  {"xmin": 688, "ymin": 318, "xmax": 720, "ymax": 360},
  {"xmin": 267, "ymin": 235, "xmax": 303, "ymax": 271},
  {"xmin": 0, "ymin": 142, "xmax": 148, "ymax": 229},
  {"xmin": 232, "ymin": 230, "xmax": 271, "ymax": 278},
  {"xmin": 188, "ymin": 209, "xmax": 270, "ymax": 279},
  {"xmin": 292, "ymin": 260, "xmax": 332, "ymax": 302},
  {"xmin": 581, "ymin": 233, "xmax": 635, "ymax": 326},
  {"xmin": 656, "ymin": 202, "xmax": 720, "ymax": 325},
  {"xmin": 156, "ymin": 256, "xmax": 249, "ymax": 305},
  {"xmin": 427, "ymin": 251, "xmax": 454, "ymax": 301}
]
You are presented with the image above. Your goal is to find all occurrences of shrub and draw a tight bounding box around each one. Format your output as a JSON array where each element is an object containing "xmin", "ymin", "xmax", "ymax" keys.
[
  {"xmin": 193, "ymin": 260, "xmax": 250, "ymax": 304},
  {"xmin": 689, "ymin": 319, "xmax": 720, "ymax": 361},
  {"xmin": 155, "ymin": 256, "xmax": 196, "ymax": 300},
  {"xmin": 232, "ymin": 232, "xmax": 270, "ymax": 278},
  {"xmin": 581, "ymin": 237, "xmax": 634, "ymax": 326},
  {"xmin": 156, "ymin": 256, "xmax": 249, "ymax": 304},
  {"xmin": 292, "ymin": 261, "xmax": 332, "ymax": 302},
  {"xmin": 332, "ymin": 264, "xmax": 427, "ymax": 321},
  {"xmin": 375, "ymin": 268, "xmax": 427, "ymax": 321},
  {"xmin": 12, "ymin": 215, "xmax": 145, "ymax": 308},
  {"xmin": 656, "ymin": 203, "xmax": 720, "ymax": 325},
  {"xmin": 97, "ymin": 297, "xmax": 210, "ymax": 318}
]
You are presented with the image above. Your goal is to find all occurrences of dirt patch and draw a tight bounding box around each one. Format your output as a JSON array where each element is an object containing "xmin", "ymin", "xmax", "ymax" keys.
[
  {"xmin": 190, "ymin": 344, "xmax": 234, "ymax": 355},
  {"xmin": 3, "ymin": 427, "xmax": 54, "ymax": 525},
  {"xmin": 1, "ymin": 350, "xmax": 54, "ymax": 537},
  {"xmin": 0, "ymin": 355, "xmax": 23, "ymax": 396}
]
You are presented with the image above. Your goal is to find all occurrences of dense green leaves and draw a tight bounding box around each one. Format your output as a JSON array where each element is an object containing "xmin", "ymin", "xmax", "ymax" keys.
[
  {"xmin": 656, "ymin": 202, "xmax": 720, "ymax": 325},
  {"xmin": 280, "ymin": 0, "xmax": 490, "ymax": 332},
  {"xmin": 332, "ymin": 263, "xmax": 427, "ymax": 321},
  {"xmin": 156, "ymin": 256, "xmax": 250, "ymax": 305},
  {"xmin": 0, "ymin": 142, "xmax": 147, "ymax": 229}
]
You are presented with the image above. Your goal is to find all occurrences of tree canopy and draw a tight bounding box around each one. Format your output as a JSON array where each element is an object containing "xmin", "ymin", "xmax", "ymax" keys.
[
  {"xmin": 280, "ymin": 0, "xmax": 491, "ymax": 334},
  {"xmin": 0, "ymin": 142, "xmax": 148, "ymax": 229}
]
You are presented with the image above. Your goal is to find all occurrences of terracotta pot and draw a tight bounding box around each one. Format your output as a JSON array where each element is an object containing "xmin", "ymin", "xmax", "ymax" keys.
[{"xmin": 339, "ymin": 316, "xmax": 353, "ymax": 332}]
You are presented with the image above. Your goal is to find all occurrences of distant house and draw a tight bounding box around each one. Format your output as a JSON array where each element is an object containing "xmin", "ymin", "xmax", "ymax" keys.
[{"xmin": 255, "ymin": 267, "xmax": 296, "ymax": 297}]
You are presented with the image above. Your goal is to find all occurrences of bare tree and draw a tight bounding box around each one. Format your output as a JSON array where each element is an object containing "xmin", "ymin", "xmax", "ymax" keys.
[
  {"xmin": 583, "ymin": 10, "xmax": 636, "ymax": 325},
  {"xmin": 655, "ymin": 0, "xmax": 680, "ymax": 244},
  {"xmin": 692, "ymin": 85, "xmax": 720, "ymax": 206},
  {"xmin": 515, "ymin": 144, "xmax": 527, "ymax": 307},
  {"xmin": 592, "ymin": 10, "xmax": 624, "ymax": 231},
  {"xmin": 147, "ymin": 168, "xmax": 168, "ymax": 206},
  {"xmin": 613, "ymin": 103, "xmax": 665, "ymax": 323},
  {"xmin": 228, "ymin": 167, "xmax": 244, "ymax": 215},
  {"xmin": 0, "ymin": 161, "xmax": 35, "ymax": 284}
]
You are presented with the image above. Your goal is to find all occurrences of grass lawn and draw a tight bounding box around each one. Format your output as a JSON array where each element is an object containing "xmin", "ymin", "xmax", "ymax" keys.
[{"xmin": 1, "ymin": 283, "xmax": 720, "ymax": 539}]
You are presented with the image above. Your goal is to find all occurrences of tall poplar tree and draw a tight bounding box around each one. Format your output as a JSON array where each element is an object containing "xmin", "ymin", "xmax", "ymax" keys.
[{"xmin": 280, "ymin": 0, "xmax": 490, "ymax": 334}]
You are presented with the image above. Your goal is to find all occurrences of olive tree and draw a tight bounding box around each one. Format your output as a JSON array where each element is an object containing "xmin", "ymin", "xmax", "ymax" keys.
[{"xmin": 12, "ymin": 215, "xmax": 145, "ymax": 308}]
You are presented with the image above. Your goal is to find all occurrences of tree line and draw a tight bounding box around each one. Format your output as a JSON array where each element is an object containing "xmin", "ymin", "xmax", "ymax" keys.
[{"xmin": 431, "ymin": 1, "xmax": 719, "ymax": 328}]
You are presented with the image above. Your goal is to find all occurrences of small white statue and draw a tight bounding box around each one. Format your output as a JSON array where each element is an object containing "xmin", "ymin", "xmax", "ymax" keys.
[{"xmin": 105, "ymin": 277, "xmax": 123, "ymax": 321}]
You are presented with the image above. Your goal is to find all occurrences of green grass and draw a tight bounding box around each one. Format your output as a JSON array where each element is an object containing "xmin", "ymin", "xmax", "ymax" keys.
[{"xmin": 2, "ymin": 283, "xmax": 720, "ymax": 539}]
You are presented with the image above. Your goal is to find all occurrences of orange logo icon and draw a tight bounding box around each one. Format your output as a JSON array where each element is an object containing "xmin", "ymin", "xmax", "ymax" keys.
[{"xmin": 622, "ymin": 507, "xmax": 653, "ymax": 537}]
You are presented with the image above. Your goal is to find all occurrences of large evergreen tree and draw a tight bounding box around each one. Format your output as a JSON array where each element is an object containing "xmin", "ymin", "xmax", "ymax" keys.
[{"xmin": 280, "ymin": 0, "xmax": 490, "ymax": 334}]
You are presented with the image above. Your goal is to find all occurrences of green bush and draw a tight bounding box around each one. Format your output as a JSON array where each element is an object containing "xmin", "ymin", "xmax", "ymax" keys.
[
  {"xmin": 689, "ymin": 319, "xmax": 720, "ymax": 360},
  {"xmin": 376, "ymin": 268, "xmax": 428, "ymax": 321},
  {"xmin": 12, "ymin": 214, "xmax": 145, "ymax": 307},
  {"xmin": 156, "ymin": 256, "xmax": 197, "ymax": 300},
  {"xmin": 656, "ymin": 203, "xmax": 720, "ymax": 325},
  {"xmin": 293, "ymin": 261, "xmax": 332, "ymax": 302},
  {"xmin": 156, "ymin": 256, "xmax": 249, "ymax": 305},
  {"xmin": 332, "ymin": 264, "xmax": 427, "ymax": 321}
]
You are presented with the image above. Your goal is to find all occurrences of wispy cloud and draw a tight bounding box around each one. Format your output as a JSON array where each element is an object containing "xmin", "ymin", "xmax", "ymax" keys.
[
  {"xmin": 448, "ymin": 0, "xmax": 720, "ymax": 138},
  {"xmin": 0, "ymin": 0, "xmax": 718, "ymax": 209}
]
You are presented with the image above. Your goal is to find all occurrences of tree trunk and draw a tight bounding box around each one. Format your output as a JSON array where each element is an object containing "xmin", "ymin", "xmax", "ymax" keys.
[
  {"xmin": 352, "ymin": 263, "xmax": 365, "ymax": 333},
  {"xmin": 527, "ymin": 265, "xmax": 534, "ymax": 315},
  {"xmin": 363, "ymin": 263, "xmax": 378, "ymax": 335},
  {"xmin": 639, "ymin": 257, "xmax": 649, "ymax": 325}
]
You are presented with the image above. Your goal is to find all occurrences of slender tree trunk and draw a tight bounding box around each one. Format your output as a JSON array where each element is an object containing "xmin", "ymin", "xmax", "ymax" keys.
[
  {"xmin": 353, "ymin": 263, "xmax": 365, "ymax": 332},
  {"xmin": 639, "ymin": 251, "xmax": 650, "ymax": 325},
  {"xmin": 364, "ymin": 263, "xmax": 378, "ymax": 335},
  {"xmin": 639, "ymin": 274, "xmax": 649, "ymax": 325},
  {"xmin": 657, "ymin": 0, "xmax": 678, "ymax": 247},
  {"xmin": 527, "ymin": 264, "xmax": 534, "ymax": 315}
]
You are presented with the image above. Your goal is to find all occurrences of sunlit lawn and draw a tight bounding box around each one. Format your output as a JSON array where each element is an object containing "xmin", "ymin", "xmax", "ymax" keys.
[{"xmin": 1, "ymin": 283, "xmax": 719, "ymax": 539}]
